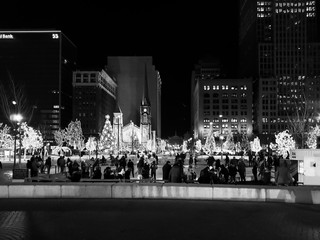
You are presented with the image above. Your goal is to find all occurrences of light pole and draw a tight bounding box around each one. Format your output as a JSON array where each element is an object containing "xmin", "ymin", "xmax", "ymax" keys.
[
  {"xmin": 10, "ymin": 113, "xmax": 23, "ymax": 168},
  {"xmin": 219, "ymin": 114, "xmax": 223, "ymax": 161},
  {"xmin": 117, "ymin": 116, "xmax": 120, "ymax": 152}
]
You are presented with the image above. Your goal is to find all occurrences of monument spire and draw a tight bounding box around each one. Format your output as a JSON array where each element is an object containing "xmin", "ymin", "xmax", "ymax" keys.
[{"xmin": 141, "ymin": 64, "xmax": 150, "ymax": 106}]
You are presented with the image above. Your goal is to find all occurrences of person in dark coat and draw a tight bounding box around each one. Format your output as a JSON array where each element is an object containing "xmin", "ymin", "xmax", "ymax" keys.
[
  {"xmin": 127, "ymin": 159, "xmax": 134, "ymax": 177},
  {"xmin": 168, "ymin": 162, "xmax": 184, "ymax": 183},
  {"xmin": 30, "ymin": 157, "xmax": 38, "ymax": 177},
  {"xmin": 162, "ymin": 161, "xmax": 172, "ymax": 181},
  {"xmin": 45, "ymin": 156, "xmax": 52, "ymax": 174},
  {"xmin": 238, "ymin": 158, "xmax": 246, "ymax": 182},
  {"xmin": 92, "ymin": 166, "xmax": 102, "ymax": 179}
]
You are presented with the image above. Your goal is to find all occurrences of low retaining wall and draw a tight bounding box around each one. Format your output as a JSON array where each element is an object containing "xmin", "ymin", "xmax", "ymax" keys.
[{"xmin": 0, "ymin": 183, "xmax": 319, "ymax": 205}]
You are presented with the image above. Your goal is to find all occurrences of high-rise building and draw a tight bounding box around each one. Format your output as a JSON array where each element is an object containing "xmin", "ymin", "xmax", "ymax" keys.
[
  {"xmin": 107, "ymin": 56, "xmax": 162, "ymax": 138},
  {"xmin": 0, "ymin": 30, "xmax": 77, "ymax": 143},
  {"xmin": 72, "ymin": 69, "xmax": 117, "ymax": 139},
  {"xmin": 239, "ymin": 0, "xmax": 320, "ymax": 140},
  {"xmin": 191, "ymin": 59, "xmax": 253, "ymax": 141}
]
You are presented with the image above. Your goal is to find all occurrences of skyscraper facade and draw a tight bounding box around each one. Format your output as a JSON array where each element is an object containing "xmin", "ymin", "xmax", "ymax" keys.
[
  {"xmin": 72, "ymin": 69, "xmax": 117, "ymax": 139},
  {"xmin": 107, "ymin": 56, "xmax": 162, "ymax": 138},
  {"xmin": 191, "ymin": 59, "xmax": 253, "ymax": 141},
  {"xmin": 239, "ymin": 0, "xmax": 320, "ymax": 140},
  {"xmin": 0, "ymin": 30, "xmax": 77, "ymax": 143}
]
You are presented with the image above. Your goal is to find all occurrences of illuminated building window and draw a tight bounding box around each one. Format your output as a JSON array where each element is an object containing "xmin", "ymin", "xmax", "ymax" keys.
[{"xmin": 222, "ymin": 118, "xmax": 228, "ymax": 123}]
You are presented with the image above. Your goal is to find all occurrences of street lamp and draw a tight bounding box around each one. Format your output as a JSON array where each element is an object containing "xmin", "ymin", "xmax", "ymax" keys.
[
  {"xmin": 10, "ymin": 113, "xmax": 23, "ymax": 168},
  {"xmin": 219, "ymin": 114, "xmax": 223, "ymax": 161},
  {"xmin": 116, "ymin": 116, "xmax": 120, "ymax": 152}
]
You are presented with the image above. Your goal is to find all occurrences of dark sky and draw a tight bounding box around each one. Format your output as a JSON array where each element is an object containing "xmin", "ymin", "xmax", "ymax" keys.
[{"xmin": 1, "ymin": 2, "xmax": 239, "ymax": 138}]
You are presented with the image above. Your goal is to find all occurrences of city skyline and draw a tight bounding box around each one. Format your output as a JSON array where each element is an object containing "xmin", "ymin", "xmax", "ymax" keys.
[{"xmin": 0, "ymin": 2, "xmax": 239, "ymax": 138}]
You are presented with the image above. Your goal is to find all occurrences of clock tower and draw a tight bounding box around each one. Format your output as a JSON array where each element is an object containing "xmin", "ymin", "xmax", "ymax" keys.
[{"xmin": 140, "ymin": 64, "xmax": 151, "ymax": 144}]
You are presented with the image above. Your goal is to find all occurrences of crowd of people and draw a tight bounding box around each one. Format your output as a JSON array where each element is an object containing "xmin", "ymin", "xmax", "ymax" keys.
[{"xmin": 24, "ymin": 150, "xmax": 296, "ymax": 186}]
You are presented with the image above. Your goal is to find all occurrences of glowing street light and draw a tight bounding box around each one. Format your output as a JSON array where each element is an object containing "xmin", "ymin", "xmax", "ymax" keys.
[{"xmin": 10, "ymin": 113, "xmax": 23, "ymax": 168}]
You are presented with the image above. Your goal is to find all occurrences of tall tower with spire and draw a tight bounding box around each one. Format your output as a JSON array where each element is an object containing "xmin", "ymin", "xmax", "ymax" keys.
[
  {"xmin": 140, "ymin": 64, "xmax": 152, "ymax": 144},
  {"xmin": 113, "ymin": 104, "xmax": 123, "ymax": 151}
]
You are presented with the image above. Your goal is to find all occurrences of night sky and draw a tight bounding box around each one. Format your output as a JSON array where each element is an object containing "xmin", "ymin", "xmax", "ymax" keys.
[{"xmin": 1, "ymin": 2, "xmax": 239, "ymax": 138}]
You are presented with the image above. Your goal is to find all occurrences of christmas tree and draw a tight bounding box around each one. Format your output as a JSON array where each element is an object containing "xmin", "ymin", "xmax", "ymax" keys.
[
  {"xmin": 204, "ymin": 130, "xmax": 216, "ymax": 154},
  {"xmin": 100, "ymin": 115, "xmax": 115, "ymax": 152}
]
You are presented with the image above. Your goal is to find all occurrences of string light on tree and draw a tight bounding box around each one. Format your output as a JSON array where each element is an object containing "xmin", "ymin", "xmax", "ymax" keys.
[{"xmin": 100, "ymin": 115, "xmax": 115, "ymax": 152}]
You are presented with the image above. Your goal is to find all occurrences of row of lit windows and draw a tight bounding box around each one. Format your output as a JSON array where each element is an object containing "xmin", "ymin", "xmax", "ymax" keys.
[
  {"xmin": 257, "ymin": 13, "xmax": 271, "ymax": 18},
  {"xmin": 275, "ymin": 1, "xmax": 315, "ymax": 7},
  {"xmin": 203, "ymin": 118, "xmax": 247, "ymax": 124},
  {"xmin": 203, "ymin": 85, "xmax": 248, "ymax": 91},
  {"xmin": 257, "ymin": 7, "xmax": 272, "ymax": 12},
  {"xmin": 257, "ymin": 1, "xmax": 271, "ymax": 6},
  {"xmin": 203, "ymin": 93, "xmax": 248, "ymax": 98}
]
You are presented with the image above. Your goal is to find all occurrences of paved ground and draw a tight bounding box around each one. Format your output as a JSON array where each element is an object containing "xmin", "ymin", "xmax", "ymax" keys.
[{"xmin": 0, "ymin": 199, "xmax": 319, "ymax": 240}]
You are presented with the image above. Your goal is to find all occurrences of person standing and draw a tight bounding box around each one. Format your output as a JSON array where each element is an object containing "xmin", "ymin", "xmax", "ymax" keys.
[
  {"xmin": 45, "ymin": 156, "xmax": 52, "ymax": 174},
  {"xmin": 238, "ymin": 157, "xmax": 246, "ymax": 183},
  {"xmin": 162, "ymin": 161, "xmax": 172, "ymax": 182},
  {"xmin": 168, "ymin": 160, "xmax": 184, "ymax": 183},
  {"xmin": 150, "ymin": 160, "xmax": 158, "ymax": 182},
  {"xmin": 127, "ymin": 159, "xmax": 134, "ymax": 177}
]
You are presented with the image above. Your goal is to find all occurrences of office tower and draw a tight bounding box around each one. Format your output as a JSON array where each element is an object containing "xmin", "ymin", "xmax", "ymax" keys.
[
  {"xmin": 0, "ymin": 30, "xmax": 77, "ymax": 143},
  {"xmin": 239, "ymin": 1, "xmax": 320, "ymax": 141},
  {"xmin": 107, "ymin": 56, "xmax": 162, "ymax": 138},
  {"xmin": 191, "ymin": 59, "xmax": 252, "ymax": 141},
  {"xmin": 72, "ymin": 69, "xmax": 117, "ymax": 139}
]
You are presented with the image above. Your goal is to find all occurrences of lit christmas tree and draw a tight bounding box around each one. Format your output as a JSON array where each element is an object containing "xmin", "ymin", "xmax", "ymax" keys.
[
  {"xmin": 275, "ymin": 130, "xmax": 296, "ymax": 156},
  {"xmin": 250, "ymin": 137, "xmax": 262, "ymax": 153},
  {"xmin": 66, "ymin": 119, "xmax": 84, "ymax": 150},
  {"xmin": 204, "ymin": 130, "xmax": 216, "ymax": 155},
  {"xmin": 21, "ymin": 122, "xmax": 43, "ymax": 160},
  {"xmin": 100, "ymin": 115, "xmax": 115, "ymax": 152},
  {"xmin": 0, "ymin": 123, "xmax": 13, "ymax": 149},
  {"xmin": 223, "ymin": 132, "xmax": 235, "ymax": 153},
  {"xmin": 306, "ymin": 125, "xmax": 320, "ymax": 149}
]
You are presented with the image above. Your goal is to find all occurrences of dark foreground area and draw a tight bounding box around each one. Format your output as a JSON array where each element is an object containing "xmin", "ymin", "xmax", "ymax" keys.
[{"xmin": 0, "ymin": 199, "xmax": 319, "ymax": 240}]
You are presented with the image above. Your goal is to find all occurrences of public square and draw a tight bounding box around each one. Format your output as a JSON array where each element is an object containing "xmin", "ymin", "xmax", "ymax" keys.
[{"xmin": 0, "ymin": 199, "xmax": 319, "ymax": 240}]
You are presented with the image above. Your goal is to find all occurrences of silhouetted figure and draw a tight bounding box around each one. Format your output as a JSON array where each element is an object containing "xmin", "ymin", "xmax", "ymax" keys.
[{"xmin": 162, "ymin": 161, "xmax": 172, "ymax": 181}]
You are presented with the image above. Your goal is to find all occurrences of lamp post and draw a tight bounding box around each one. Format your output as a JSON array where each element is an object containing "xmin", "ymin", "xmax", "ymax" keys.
[
  {"xmin": 10, "ymin": 113, "xmax": 23, "ymax": 168},
  {"xmin": 117, "ymin": 116, "xmax": 120, "ymax": 152},
  {"xmin": 219, "ymin": 114, "xmax": 223, "ymax": 161},
  {"xmin": 130, "ymin": 121, "xmax": 134, "ymax": 154}
]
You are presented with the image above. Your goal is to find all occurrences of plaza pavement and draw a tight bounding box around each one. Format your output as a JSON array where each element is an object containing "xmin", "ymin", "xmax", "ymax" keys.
[{"xmin": 0, "ymin": 199, "xmax": 319, "ymax": 240}]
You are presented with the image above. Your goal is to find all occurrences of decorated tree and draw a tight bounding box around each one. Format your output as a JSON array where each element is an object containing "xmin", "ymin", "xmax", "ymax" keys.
[
  {"xmin": 0, "ymin": 123, "xmax": 13, "ymax": 149},
  {"xmin": 204, "ymin": 131, "xmax": 217, "ymax": 154},
  {"xmin": 65, "ymin": 119, "xmax": 84, "ymax": 151},
  {"xmin": 240, "ymin": 133, "xmax": 251, "ymax": 153},
  {"xmin": 275, "ymin": 130, "xmax": 296, "ymax": 156},
  {"xmin": 223, "ymin": 132, "xmax": 235, "ymax": 153},
  {"xmin": 54, "ymin": 128, "xmax": 67, "ymax": 147},
  {"xmin": 195, "ymin": 139, "xmax": 202, "ymax": 153},
  {"xmin": 306, "ymin": 125, "xmax": 320, "ymax": 149},
  {"xmin": 250, "ymin": 137, "xmax": 262, "ymax": 153},
  {"xmin": 21, "ymin": 122, "xmax": 43, "ymax": 160},
  {"xmin": 86, "ymin": 136, "xmax": 98, "ymax": 158},
  {"xmin": 100, "ymin": 115, "xmax": 115, "ymax": 152}
]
